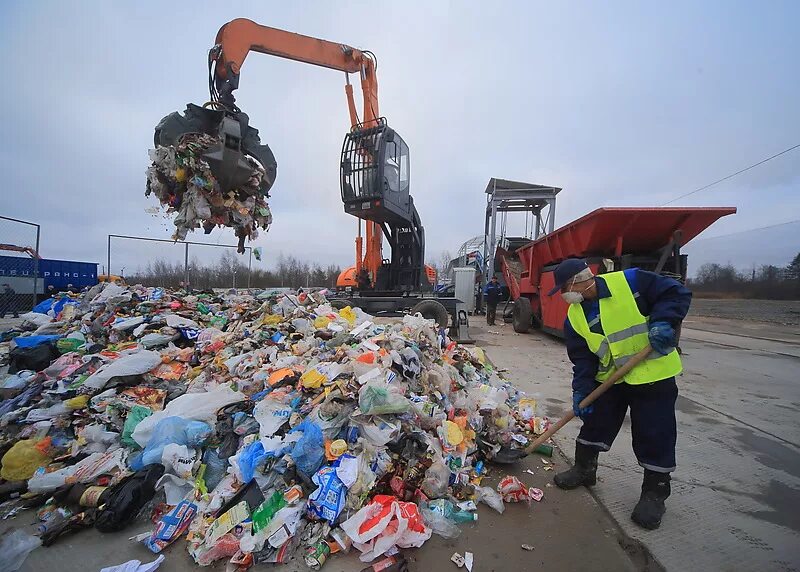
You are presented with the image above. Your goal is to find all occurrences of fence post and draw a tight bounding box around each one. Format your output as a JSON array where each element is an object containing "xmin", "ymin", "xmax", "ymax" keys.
[
  {"xmin": 248, "ymin": 248, "xmax": 252, "ymax": 289},
  {"xmin": 107, "ymin": 235, "xmax": 111, "ymax": 281},
  {"xmin": 184, "ymin": 242, "xmax": 190, "ymax": 288},
  {"xmin": 33, "ymin": 225, "xmax": 40, "ymax": 304}
]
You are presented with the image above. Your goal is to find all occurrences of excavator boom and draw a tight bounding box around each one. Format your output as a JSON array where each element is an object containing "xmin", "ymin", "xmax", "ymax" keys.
[{"xmin": 154, "ymin": 19, "xmax": 426, "ymax": 290}]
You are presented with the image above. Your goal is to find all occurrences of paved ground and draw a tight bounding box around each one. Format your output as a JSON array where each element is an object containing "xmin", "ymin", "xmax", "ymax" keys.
[{"xmin": 473, "ymin": 316, "xmax": 800, "ymax": 572}]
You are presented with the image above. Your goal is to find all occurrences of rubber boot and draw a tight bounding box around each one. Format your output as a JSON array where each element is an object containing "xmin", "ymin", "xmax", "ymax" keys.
[
  {"xmin": 554, "ymin": 442, "xmax": 599, "ymax": 490},
  {"xmin": 631, "ymin": 469, "xmax": 671, "ymax": 530}
]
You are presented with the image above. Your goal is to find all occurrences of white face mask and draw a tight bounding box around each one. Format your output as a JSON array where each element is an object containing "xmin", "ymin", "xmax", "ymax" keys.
[
  {"xmin": 561, "ymin": 277, "xmax": 594, "ymax": 305},
  {"xmin": 561, "ymin": 291, "xmax": 585, "ymax": 305}
]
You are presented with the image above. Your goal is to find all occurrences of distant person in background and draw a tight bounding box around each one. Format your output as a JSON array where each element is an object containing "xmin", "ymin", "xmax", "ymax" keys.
[
  {"xmin": 0, "ymin": 284, "xmax": 18, "ymax": 318},
  {"xmin": 67, "ymin": 283, "xmax": 78, "ymax": 294},
  {"xmin": 47, "ymin": 285, "xmax": 56, "ymax": 297},
  {"xmin": 483, "ymin": 275, "xmax": 502, "ymax": 325}
]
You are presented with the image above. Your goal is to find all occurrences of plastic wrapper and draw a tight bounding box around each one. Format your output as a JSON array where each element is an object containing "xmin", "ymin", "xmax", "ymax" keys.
[
  {"xmin": 308, "ymin": 465, "xmax": 346, "ymax": 523},
  {"xmin": 144, "ymin": 499, "xmax": 197, "ymax": 553}
]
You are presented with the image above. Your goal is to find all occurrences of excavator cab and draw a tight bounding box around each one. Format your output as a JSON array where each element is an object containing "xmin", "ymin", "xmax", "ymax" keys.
[
  {"xmin": 340, "ymin": 119, "xmax": 412, "ymax": 225},
  {"xmin": 153, "ymin": 103, "xmax": 277, "ymax": 196}
]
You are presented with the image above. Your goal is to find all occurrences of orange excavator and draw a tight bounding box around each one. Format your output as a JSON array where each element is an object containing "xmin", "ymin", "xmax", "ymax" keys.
[{"xmin": 154, "ymin": 18, "xmax": 435, "ymax": 293}]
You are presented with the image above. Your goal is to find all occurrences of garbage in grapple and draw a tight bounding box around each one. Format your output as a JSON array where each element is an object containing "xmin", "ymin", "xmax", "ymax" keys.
[
  {"xmin": 0, "ymin": 282, "xmax": 551, "ymax": 568},
  {"xmin": 146, "ymin": 131, "xmax": 273, "ymax": 252}
]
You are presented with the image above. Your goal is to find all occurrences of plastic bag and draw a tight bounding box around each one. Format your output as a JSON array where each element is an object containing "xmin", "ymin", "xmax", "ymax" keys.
[
  {"xmin": 28, "ymin": 449, "xmax": 128, "ymax": 494},
  {"xmin": 288, "ymin": 419, "xmax": 325, "ymax": 477},
  {"xmin": 122, "ymin": 405, "xmax": 152, "ymax": 448},
  {"xmin": 476, "ymin": 486, "xmax": 505, "ymax": 513},
  {"xmin": 96, "ymin": 464, "xmax": 165, "ymax": 532},
  {"xmin": 83, "ymin": 350, "xmax": 162, "ymax": 391},
  {"xmin": 497, "ymin": 475, "xmax": 535, "ymax": 503},
  {"xmin": 1, "ymin": 438, "xmax": 52, "ymax": 481},
  {"xmin": 350, "ymin": 415, "xmax": 400, "ymax": 446},
  {"xmin": 131, "ymin": 386, "xmax": 245, "ymax": 447},
  {"xmin": 100, "ymin": 555, "xmax": 165, "ymax": 572},
  {"xmin": 420, "ymin": 458, "xmax": 451, "ymax": 499},
  {"xmin": 358, "ymin": 381, "xmax": 410, "ymax": 415},
  {"xmin": 129, "ymin": 417, "xmax": 211, "ymax": 471},
  {"xmin": 340, "ymin": 495, "xmax": 432, "ymax": 562},
  {"xmin": 0, "ymin": 529, "xmax": 41, "ymax": 571},
  {"xmin": 161, "ymin": 443, "xmax": 197, "ymax": 479},
  {"xmin": 420, "ymin": 504, "xmax": 461, "ymax": 539},
  {"xmin": 254, "ymin": 398, "xmax": 293, "ymax": 438},
  {"xmin": 232, "ymin": 440, "xmax": 271, "ymax": 483}
]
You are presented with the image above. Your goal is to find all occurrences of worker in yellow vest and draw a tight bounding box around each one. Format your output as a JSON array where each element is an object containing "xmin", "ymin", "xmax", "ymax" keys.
[{"xmin": 549, "ymin": 258, "xmax": 691, "ymax": 530}]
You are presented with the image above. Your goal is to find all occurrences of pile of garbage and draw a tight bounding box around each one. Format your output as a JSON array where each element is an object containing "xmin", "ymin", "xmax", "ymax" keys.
[
  {"xmin": 146, "ymin": 132, "xmax": 273, "ymax": 252},
  {"xmin": 0, "ymin": 283, "xmax": 550, "ymax": 570}
]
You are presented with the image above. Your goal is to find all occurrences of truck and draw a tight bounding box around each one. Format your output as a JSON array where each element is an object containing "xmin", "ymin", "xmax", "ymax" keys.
[{"xmin": 497, "ymin": 206, "xmax": 737, "ymax": 336}]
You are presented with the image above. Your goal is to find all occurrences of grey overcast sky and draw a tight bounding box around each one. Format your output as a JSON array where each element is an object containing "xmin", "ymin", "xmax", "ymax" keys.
[{"xmin": 1, "ymin": 0, "xmax": 798, "ymax": 275}]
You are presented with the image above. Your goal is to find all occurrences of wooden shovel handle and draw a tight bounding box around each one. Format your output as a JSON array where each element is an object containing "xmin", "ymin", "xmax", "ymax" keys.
[{"xmin": 524, "ymin": 344, "xmax": 653, "ymax": 454}]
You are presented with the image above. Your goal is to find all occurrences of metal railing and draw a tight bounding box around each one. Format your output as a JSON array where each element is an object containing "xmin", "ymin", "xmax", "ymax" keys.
[
  {"xmin": 0, "ymin": 215, "xmax": 41, "ymax": 317},
  {"xmin": 107, "ymin": 234, "xmax": 253, "ymax": 290}
]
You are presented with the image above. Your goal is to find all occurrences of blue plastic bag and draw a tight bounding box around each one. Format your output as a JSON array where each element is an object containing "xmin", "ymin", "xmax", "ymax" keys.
[
  {"xmin": 289, "ymin": 419, "xmax": 325, "ymax": 477},
  {"xmin": 12, "ymin": 335, "xmax": 63, "ymax": 348},
  {"xmin": 129, "ymin": 417, "xmax": 212, "ymax": 471}
]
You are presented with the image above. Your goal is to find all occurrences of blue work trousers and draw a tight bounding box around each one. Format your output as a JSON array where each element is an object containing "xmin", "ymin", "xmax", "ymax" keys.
[{"xmin": 576, "ymin": 377, "xmax": 678, "ymax": 472}]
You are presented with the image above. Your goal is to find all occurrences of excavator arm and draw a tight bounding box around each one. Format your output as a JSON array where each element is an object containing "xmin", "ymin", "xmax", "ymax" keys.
[
  {"xmin": 155, "ymin": 19, "xmax": 426, "ymax": 290},
  {"xmin": 210, "ymin": 18, "xmax": 379, "ymax": 129}
]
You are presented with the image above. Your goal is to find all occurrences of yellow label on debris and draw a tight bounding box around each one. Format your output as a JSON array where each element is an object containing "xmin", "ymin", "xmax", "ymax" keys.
[
  {"xmin": 314, "ymin": 316, "xmax": 331, "ymax": 329},
  {"xmin": 300, "ymin": 368, "xmax": 326, "ymax": 389},
  {"xmin": 443, "ymin": 420, "xmax": 464, "ymax": 446},
  {"xmin": 64, "ymin": 395, "xmax": 90, "ymax": 410},
  {"xmin": 338, "ymin": 306, "xmax": 356, "ymax": 325}
]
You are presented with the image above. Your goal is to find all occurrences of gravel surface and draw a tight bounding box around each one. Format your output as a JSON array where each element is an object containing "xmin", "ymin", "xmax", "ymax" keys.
[{"xmin": 689, "ymin": 298, "xmax": 800, "ymax": 326}]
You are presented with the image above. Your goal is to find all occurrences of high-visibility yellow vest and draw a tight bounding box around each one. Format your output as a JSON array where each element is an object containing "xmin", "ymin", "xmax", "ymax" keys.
[{"xmin": 567, "ymin": 271, "xmax": 682, "ymax": 384}]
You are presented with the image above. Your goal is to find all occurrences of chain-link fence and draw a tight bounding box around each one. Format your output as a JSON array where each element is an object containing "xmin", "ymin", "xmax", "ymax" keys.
[
  {"xmin": 107, "ymin": 234, "xmax": 252, "ymax": 290},
  {"xmin": 0, "ymin": 215, "xmax": 41, "ymax": 318}
]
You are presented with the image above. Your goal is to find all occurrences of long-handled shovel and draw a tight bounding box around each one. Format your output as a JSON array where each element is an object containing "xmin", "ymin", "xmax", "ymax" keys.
[{"xmin": 483, "ymin": 344, "xmax": 654, "ymax": 463}]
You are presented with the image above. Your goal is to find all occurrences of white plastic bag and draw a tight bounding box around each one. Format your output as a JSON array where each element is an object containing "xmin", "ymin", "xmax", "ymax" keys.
[
  {"xmin": 476, "ymin": 485, "xmax": 505, "ymax": 513},
  {"xmin": 0, "ymin": 529, "xmax": 41, "ymax": 571},
  {"xmin": 254, "ymin": 398, "xmax": 293, "ymax": 438},
  {"xmin": 340, "ymin": 495, "xmax": 431, "ymax": 562},
  {"xmin": 83, "ymin": 350, "xmax": 162, "ymax": 391},
  {"xmin": 161, "ymin": 443, "xmax": 197, "ymax": 479},
  {"xmin": 28, "ymin": 449, "xmax": 127, "ymax": 494}
]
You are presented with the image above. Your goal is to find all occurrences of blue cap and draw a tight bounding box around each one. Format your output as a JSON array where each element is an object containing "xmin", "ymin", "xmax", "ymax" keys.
[{"xmin": 547, "ymin": 259, "xmax": 590, "ymax": 295}]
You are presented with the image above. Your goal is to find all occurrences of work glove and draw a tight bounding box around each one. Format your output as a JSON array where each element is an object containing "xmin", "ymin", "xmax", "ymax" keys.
[
  {"xmin": 648, "ymin": 321, "xmax": 675, "ymax": 355},
  {"xmin": 572, "ymin": 391, "xmax": 594, "ymax": 419}
]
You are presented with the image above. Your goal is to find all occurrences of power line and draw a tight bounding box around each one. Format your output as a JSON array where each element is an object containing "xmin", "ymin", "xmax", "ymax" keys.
[
  {"xmin": 692, "ymin": 219, "xmax": 800, "ymax": 241},
  {"xmin": 662, "ymin": 143, "xmax": 800, "ymax": 206}
]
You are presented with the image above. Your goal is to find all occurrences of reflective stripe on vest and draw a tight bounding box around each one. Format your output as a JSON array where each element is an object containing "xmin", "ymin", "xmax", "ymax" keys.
[{"xmin": 567, "ymin": 271, "xmax": 682, "ymax": 384}]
